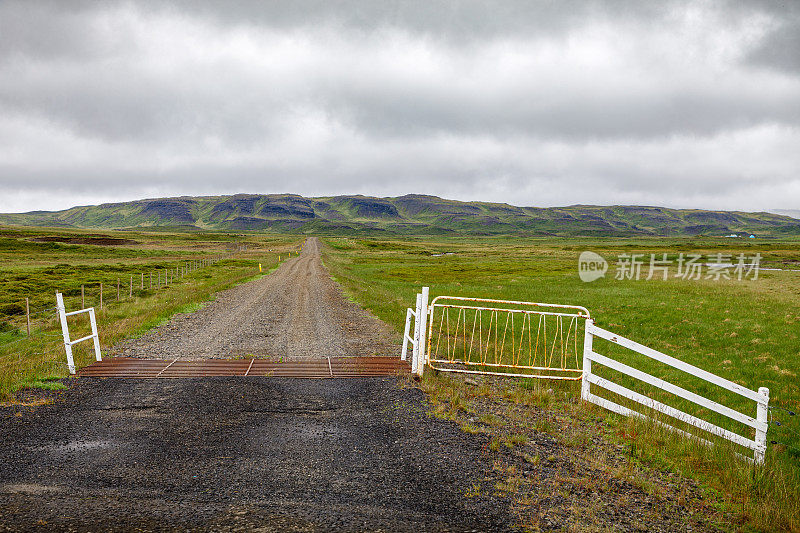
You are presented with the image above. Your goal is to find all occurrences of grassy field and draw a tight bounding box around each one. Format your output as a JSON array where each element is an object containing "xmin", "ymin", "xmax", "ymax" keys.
[
  {"xmin": 321, "ymin": 235, "xmax": 800, "ymax": 531},
  {"xmin": 0, "ymin": 225, "xmax": 300, "ymax": 398}
]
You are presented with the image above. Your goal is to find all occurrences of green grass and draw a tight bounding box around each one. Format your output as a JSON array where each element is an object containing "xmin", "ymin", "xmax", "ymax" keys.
[
  {"xmin": 19, "ymin": 375, "xmax": 66, "ymax": 391},
  {"xmin": 321, "ymin": 235, "xmax": 800, "ymax": 532},
  {"xmin": 0, "ymin": 226, "xmax": 300, "ymax": 398}
]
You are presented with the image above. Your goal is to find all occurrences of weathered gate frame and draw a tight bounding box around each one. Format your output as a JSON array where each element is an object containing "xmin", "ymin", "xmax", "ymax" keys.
[{"xmin": 424, "ymin": 295, "xmax": 591, "ymax": 380}]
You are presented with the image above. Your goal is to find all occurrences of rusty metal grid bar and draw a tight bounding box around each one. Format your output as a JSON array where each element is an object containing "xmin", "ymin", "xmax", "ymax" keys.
[{"xmin": 77, "ymin": 357, "xmax": 410, "ymax": 378}]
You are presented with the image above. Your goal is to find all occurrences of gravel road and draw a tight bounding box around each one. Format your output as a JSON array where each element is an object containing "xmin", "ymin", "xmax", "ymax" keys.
[{"xmin": 115, "ymin": 237, "xmax": 398, "ymax": 360}]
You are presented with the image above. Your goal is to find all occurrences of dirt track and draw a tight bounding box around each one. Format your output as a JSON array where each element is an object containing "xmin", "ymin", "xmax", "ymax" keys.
[{"xmin": 115, "ymin": 238, "xmax": 398, "ymax": 360}]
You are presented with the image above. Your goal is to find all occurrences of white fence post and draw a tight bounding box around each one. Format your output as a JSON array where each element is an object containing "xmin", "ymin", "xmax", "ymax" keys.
[
  {"xmin": 755, "ymin": 387, "xmax": 770, "ymax": 464},
  {"xmin": 56, "ymin": 292, "xmax": 75, "ymax": 375},
  {"xmin": 581, "ymin": 318, "xmax": 594, "ymax": 401},
  {"xmin": 416, "ymin": 286, "xmax": 429, "ymax": 378},
  {"xmin": 89, "ymin": 308, "xmax": 102, "ymax": 362},
  {"xmin": 402, "ymin": 293, "xmax": 421, "ymax": 362}
]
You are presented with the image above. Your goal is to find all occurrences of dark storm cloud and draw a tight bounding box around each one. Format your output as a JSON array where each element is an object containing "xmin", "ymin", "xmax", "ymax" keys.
[{"xmin": 0, "ymin": 0, "xmax": 798, "ymax": 212}]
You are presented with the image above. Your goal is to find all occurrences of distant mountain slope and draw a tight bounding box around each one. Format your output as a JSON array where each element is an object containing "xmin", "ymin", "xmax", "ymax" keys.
[
  {"xmin": 1, "ymin": 193, "xmax": 798, "ymax": 237},
  {"xmin": 772, "ymin": 209, "xmax": 800, "ymax": 220}
]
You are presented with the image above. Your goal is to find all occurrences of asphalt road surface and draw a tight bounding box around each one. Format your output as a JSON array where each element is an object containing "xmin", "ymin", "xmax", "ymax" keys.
[{"xmin": 0, "ymin": 378, "xmax": 512, "ymax": 532}]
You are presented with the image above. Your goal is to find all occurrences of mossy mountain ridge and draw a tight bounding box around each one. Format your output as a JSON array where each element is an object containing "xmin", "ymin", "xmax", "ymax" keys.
[{"xmin": 1, "ymin": 193, "xmax": 798, "ymax": 237}]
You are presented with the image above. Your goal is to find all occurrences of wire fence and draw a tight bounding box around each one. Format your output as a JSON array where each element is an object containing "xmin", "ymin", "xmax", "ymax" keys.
[
  {"xmin": 0, "ymin": 243, "xmax": 307, "ymax": 399},
  {"xmin": 769, "ymin": 406, "xmax": 800, "ymax": 458},
  {"xmin": 0, "ymin": 256, "xmax": 228, "ymax": 338},
  {"xmin": 0, "ymin": 255, "xmax": 233, "ymax": 386}
]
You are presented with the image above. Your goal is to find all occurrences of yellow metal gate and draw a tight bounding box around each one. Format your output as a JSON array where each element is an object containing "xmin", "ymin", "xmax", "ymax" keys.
[{"xmin": 426, "ymin": 296, "xmax": 590, "ymax": 380}]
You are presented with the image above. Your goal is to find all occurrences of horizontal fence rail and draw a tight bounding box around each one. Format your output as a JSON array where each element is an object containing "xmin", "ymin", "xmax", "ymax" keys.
[
  {"xmin": 582, "ymin": 320, "xmax": 770, "ymax": 463},
  {"xmin": 426, "ymin": 296, "xmax": 590, "ymax": 380}
]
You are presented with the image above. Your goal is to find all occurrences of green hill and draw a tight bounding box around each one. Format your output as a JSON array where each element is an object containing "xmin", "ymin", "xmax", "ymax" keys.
[{"xmin": 1, "ymin": 193, "xmax": 798, "ymax": 237}]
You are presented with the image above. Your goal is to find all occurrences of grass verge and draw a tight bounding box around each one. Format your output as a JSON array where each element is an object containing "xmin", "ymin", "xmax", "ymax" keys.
[{"xmin": 322, "ymin": 235, "xmax": 800, "ymax": 531}]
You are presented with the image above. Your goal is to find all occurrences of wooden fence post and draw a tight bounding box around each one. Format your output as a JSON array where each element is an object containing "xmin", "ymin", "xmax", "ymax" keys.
[
  {"xmin": 81, "ymin": 285, "xmax": 85, "ymax": 309},
  {"xmin": 25, "ymin": 297, "xmax": 30, "ymax": 336},
  {"xmin": 141, "ymin": 272, "xmax": 144, "ymax": 290}
]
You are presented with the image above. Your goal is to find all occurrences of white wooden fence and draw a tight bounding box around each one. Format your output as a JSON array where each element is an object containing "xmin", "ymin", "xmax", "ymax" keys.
[
  {"xmin": 56, "ymin": 292, "xmax": 102, "ymax": 374},
  {"xmin": 582, "ymin": 319, "xmax": 770, "ymax": 463}
]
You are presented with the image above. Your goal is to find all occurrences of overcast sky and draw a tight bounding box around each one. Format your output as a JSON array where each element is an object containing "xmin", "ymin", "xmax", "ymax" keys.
[{"xmin": 1, "ymin": 0, "xmax": 798, "ymax": 213}]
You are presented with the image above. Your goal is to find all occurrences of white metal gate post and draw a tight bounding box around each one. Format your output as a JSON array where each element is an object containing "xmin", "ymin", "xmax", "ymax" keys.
[
  {"xmin": 416, "ymin": 286, "xmax": 429, "ymax": 378},
  {"xmin": 581, "ymin": 319, "xmax": 594, "ymax": 401},
  {"xmin": 411, "ymin": 293, "xmax": 422, "ymax": 372},
  {"xmin": 56, "ymin": 292, "xmax": 76, "ymax": 375},
  {"xmin": 755, "ymin": 387, "xmax": 770, "ymax": 464}
]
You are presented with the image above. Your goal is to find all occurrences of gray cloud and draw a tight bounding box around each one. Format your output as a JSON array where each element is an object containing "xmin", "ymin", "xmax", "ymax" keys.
[{"xmin": 0, "ymin": 0, "xmax": 798, "ymax": 213}]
